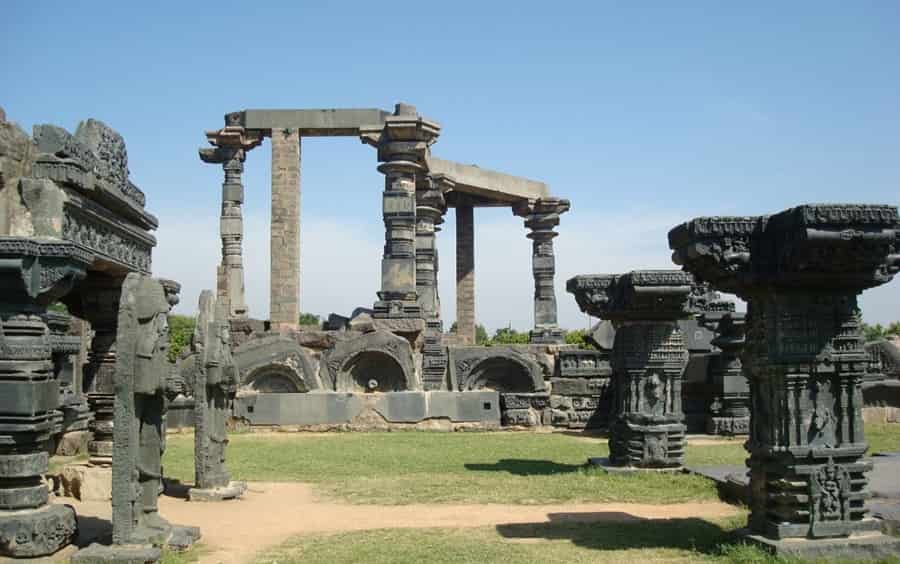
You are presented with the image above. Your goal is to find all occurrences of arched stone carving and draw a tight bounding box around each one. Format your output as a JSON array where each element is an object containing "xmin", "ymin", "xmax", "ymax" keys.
[
  {"xmin": 452, "ymin": 347, "xmax": 546, "ymax": 393},
  {"xmin": 233, "ymin": 335, "xmax": 319, "ymax": 393},
  {"xmin": 322, "ymin": 331, "xmax": 417, "ymax": 392}
]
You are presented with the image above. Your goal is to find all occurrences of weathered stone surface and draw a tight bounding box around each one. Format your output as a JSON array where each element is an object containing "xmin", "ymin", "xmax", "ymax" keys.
[
  {"xmin": 455, "ymin": 200, "xmax": 476, "ymax": 345},
  {"xmin": 269, "ymin": 128, "xmax": 300, "ymax": 327},
  {"xmin": 187, "ymin": 481, "xmax": 246, "ymax": 502},
  {"xmin": 670, "ymin": 203, "xmax": 900, "ymax": 546},
  {"xmin": 0, "ymin": 503, "xmax": 77, "ymax": 558},
  {"xmin": 233, "ymin": 335, "xmax": 319, "ymax": 393},
  {"xmin": 60, "ymin": 463, "xmax": 112, "ymax": 501},
  {"xmin": 449, "ymin": 346, "xmax": 547, "ymax": 394},
  {"xmin": 72, "ymin": 542, "xmax": 161, "ymax": 564}
]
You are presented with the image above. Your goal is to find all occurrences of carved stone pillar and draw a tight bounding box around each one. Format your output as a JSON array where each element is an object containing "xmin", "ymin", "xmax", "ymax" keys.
[
  {"xmin": 269, "ymin": 128, "xmax": 301, "ymax": 329},
  {"xmin": 418, "ymin": 174, "xmax": 450, "ymax": 389},
  {"xmin": 515, "ymin": 198, "xmax": 571, "ymax": 344},
  {"xmin": 568, "ymin": 271, "xmax": 692, "ymax": 469},
  {"xmin": 46, "ymin": 311, "xmax": 91, "ymax": 443},
  {"xmin": 364, "ymin": 103, "xmax": 440, "ymax": 319},
  {"xmin": 455, "ymin": 198, "xmax": 476, "ymax": 344},
  {"xmin": 669, "ymin": 204, "xmax": 900, "ymax": 557},
  {"xmin": 701, "ymin": 308, "xmax": 749, "ymax": 436},
  {"xmin": 199, "ymin": 118, "xmax": 262, "ymax": 319},
  {"xmin": 0, "ymin": 238, "xmax": 90, "ymax": 557}
]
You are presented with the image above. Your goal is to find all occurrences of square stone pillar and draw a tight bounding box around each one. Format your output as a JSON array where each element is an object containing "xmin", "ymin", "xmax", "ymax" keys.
[
  {"xmin": 670, "ymin": 204, "xmax": 900, "ymax": 558},
  {"xmin": 270, "ymin": 128, "xmax": 301, "ymax": 328},
  {"xmin": 455, "ymin": 198, "xmax": 476, "ymax": 344}
]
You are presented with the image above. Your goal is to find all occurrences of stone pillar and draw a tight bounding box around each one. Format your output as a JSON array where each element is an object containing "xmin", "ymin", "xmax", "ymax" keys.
[
  {"xmin": 568, "ymin": 271, "xmax": 693, "ymax": 469},
  {"xmin": 367, "ymin": 103, "xmax": 440, "ymax": 319},
  {"xmin": 669, "ymin": 204, "xmax": 900, "ymax": 558},
  {"xmin": 199, "ymin": 122, "xmax": 262, "ymax": 319},
  {"xmin": 702, "ymin": 309, "xmax": 749, "ymax": 436},
  {"xmin": 269, "ymin": 128, "xmax": 301, "ymax": 328},
  {"xmin": 76, "ymin": 274, "xmax": 126, "ymax": 466},
  {"xmin": 418, "ymin": 174, "xmax": 450, "ymax": 389},
  {"xmin": 46, "ymin": 311, "xmax": 91, "ymax": 449},
  {"xmin": 455, "ymin": 199, "xmax": 475, "ymax": 344},
  {"xmin": 515, "ymin": 198, "xmax": 571, "ymax": 344},
  {"xmin": 0, "ymin": 238, "xmax": 90, "ymax": 557}
]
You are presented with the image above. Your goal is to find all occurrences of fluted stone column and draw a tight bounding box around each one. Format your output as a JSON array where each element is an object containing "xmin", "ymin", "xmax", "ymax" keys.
[
  {"xmin": 199, "ymin": 122, "xmax": 262, "ymax": 319},
  {"xmin": 568, "ymin": 271, "xmax": 693, "ymax": 469},
  {"xmin": 0, "ymin": 238, "xmax": 91, "ymax": 557},
  {"xmin": 455, "ymin": 198, "xmax": 475, "ymax": 344},
  {"xmin": 370, "ymin": 103, "xmax": 441, "ymax": 319},
  {"xmin": 270, "ymin": 128, "xmax": 301, "ymax": 328},
  {"xmin": 418, "ymin": 174, "xmax": 450, "ymax": 389},
  {"xmin": 669, "ymin": 204, "xmax": 900, "ymax": 557},
  {"xmin": 515, "ymin": 198, "xmax": 571, "ymax": 344}
]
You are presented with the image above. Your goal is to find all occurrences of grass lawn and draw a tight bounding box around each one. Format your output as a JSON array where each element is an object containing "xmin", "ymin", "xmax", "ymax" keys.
[
  {"xmin": 253, "ymin": 515, "xmax": 900, "ymax": 564},
  {"xmin": 160, "ymin": 423, "xmax": 899, "ymax": 506}
]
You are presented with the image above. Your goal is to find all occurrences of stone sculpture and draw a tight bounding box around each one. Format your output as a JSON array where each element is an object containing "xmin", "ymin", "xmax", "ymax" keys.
[
  {"xmin": 669, "ymin": 203, "xmax": 900, "ymax": 557},
  {"xmin": 188, "ymin": 290, "xmax": 245, "ymax": 501},
  {"xmin": 567, "ymin": 270, "xmax": 693, "ymax": 469}
]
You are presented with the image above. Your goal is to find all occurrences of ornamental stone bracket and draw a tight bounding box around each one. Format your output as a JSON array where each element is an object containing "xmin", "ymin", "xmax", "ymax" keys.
[
  {"xmin": 567, "ymin": 270, "xmax": 694, "ymax": 469},
  {"xmin": 448, "ymin": 346, "xmax": 549, "ymax": 394},
  {"xmin": 669, "ymin": 203, "xmax": 900, "ymax": 556},
  {"xmin": 514, "ymin": 198, "xmax": 571, "ymax": 344},
  {"xmin": 0, "ymin": 238, "xmax": 92, "ymax": 558},
  {"xmin": 232, "ymin": 335, "xmax": 320, "ymax": 393},
  {"xmin": 322, "ymin": 330, "xmax": 418, "ymax": 393}
]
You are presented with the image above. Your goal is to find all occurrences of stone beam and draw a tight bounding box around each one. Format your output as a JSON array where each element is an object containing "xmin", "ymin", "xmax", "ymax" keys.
[
  {"xmin": 426, "ymin": 157, "xmax": 550, "ymax": 204},
  {"xmin": 236, "ymin": 109, "xmax": 391, "ymax": 136}
]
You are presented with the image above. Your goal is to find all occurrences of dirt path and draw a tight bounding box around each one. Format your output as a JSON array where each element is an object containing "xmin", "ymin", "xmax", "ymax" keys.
[{"xmin": 63, "ymin": 482, "xmax": 741, "ymax": 564}]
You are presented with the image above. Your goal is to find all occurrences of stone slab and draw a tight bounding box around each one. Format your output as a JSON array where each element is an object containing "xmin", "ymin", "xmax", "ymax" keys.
[
  {"xmin": 241, "ymin": 108, "xmax": 390, "ymax": 135},
  {"xmin": 870, "ymin": 455, "xmax": 900, "ymax": 499},
  {"xmin": 71, "ymin": 543, "xmax": 161, "ymax": 564},
  {"xmin": 736, "ymin": 528, "xmax": 900, "ymax": 560},
  {"xmin": 59, "ymin": 463, "xmax": 112, "ymax": 501},
  {"xmin": 869, "ymin": 500, "xmax": 900, "ymax": 535},
  {"xmin": 587, "ymin": 457, "xmax": 681, "ymax": 474},
  {"xmin": 187, "ymin": 480, "xmax": 247, "ymax": 502},
  {"xmin": 427, "ymin": 157, "xmax": 549, "ymax": 204},
  {"xmin": 233, "ymin": 391, "xmax": 500, "ymax": 426}
]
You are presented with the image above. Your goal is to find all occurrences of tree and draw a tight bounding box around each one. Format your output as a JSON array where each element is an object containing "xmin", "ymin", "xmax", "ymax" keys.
[
  {"xmin": 862, "ymin": 321, "xmax": 900, "ymax": 342},
  {"xmin": 298, "ymin": 312, "xmax": 321, "ymax": 327},
  {"xmin": 168, "ymin": 314, "xmax": 196, "ymax": 362},
  {"xmin": 564, "ymin": 328, "xmax": 596, "ymax": 349},
  {"xmin": 489, "ymin": 326, "xmax": 530, "ymax": 345}
]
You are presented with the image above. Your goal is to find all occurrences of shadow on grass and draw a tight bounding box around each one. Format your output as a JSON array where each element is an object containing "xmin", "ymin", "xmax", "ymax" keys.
[
  {"xmin": 497, "ymin": 514, "xmax": 731, "ymax": 554},
  {"xmin": 465, "ymin": 459, "xmax": 586, "ymax": 476}
]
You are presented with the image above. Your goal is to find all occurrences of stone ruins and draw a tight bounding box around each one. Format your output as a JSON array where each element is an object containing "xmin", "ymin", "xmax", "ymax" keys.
[{"xmin": 0, "ymin": 103, "xmax": 897, "ymax": 561}]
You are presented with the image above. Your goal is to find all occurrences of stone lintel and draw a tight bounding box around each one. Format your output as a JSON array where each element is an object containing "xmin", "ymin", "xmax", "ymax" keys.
[
  {"xmin": 238, "ymin": 108, "xmax": 391, "ymax": 135},
  {"xmin": 427, "ymin": 157, "xmax": 550, "ymax": 204}
]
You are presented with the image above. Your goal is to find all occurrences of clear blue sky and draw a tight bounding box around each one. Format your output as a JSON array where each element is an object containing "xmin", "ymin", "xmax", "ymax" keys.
[{"xmin": 4, "ymin": 1, "xmax": 899, "ymax": 330}]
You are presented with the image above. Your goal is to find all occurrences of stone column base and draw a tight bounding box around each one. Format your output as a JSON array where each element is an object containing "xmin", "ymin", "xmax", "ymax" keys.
[
  {"xmin": 587, "ymin": 457, "xmax": 682, "ymax": 474},
  {"xmin": 609, "ymin": 420, "xmax": 686, "ymax": 469},
  {"xmin": 72, "ymin": 542, "xmax": 161, "ymax": 563},
  {"xmin": 0, "ymin": 503, "xmax": 77, "ymax": 558},
  {"xmin": 735, "ymin": 526, "xmax": 900, "ymax": 560},
  {"xmin": 59, "ymin": 463, "xmax": 112, "ymax": 501},
  {"xmin": 187, "ymin": 480, "xmax": 247, "ymax": 502}
]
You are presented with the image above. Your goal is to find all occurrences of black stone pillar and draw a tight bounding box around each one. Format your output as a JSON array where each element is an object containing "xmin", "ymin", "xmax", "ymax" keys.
[
  {"xmin": 417, "ymin": 174, "xmax": 449, "ymax": 390},
  {"xmin": 669, "ymin": 204, "xmax": 900, "ymax": 557},
  {"xmin": 515, "ymin": 198, "xmax": 570, "ymax": 344},
  {"xmin": 0, "ymin": 238, "xmax": 91, "ymax": 557},
  {"xmin": 568, "ymin": 270, "xmax": 693, "ymax": 469}
]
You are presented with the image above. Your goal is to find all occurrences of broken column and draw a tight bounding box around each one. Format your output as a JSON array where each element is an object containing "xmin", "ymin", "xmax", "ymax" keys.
[
  {"xmin": 418, "ymin": 174, "xmax": 450, "ymax": 389},
  {"xmin": 669, "ymin": 204, "xmax": 900, "ymax": 558},
  {"xmin": 188, "ymin": 290, "xmax": 245, "ymax": 501},
  {"xmin": 455, "ymin": 196, "xmax": 476, "ymax": 344},
  {"xmin": 370, "ymin": 103, "xmax": 441, "ymax": 319},
  {"xmin": 567, "ymin": 270, "xmax": 692, "ymax": 469},
  {"xmin": 0, "ymin": 238, "xmax": 90, "ymax": 558},
  {"xmin": 269, "ymin": 127, "xmax": 301, "ymax": 328},
  {"xmin": 516, "ymin": 198, "xmax": 571, "ymax": 344},
  {"xmin": 199, "ymin": 117, "xmax": 262, "ymax": 319}
]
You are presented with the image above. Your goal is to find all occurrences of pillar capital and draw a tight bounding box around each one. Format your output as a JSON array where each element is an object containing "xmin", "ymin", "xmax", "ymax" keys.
[{"xmin": 199, "ymin": 126, "xmax": 263, "ymax": 163}]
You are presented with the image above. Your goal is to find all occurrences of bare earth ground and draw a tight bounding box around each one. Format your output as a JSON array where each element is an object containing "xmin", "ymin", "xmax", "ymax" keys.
[{"xmin": 61, "ymin": 481, "xmax": 741, "ymax": 564}]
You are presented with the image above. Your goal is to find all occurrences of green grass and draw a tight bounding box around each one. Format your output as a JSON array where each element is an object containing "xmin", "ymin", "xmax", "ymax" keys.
[
  {"xmin": 159, "ymin": 424, "xmax": 899, "ymax": 506},
  {"xmin": 256, "ymin": 514, "xmax": 900, "ymax": 564},
  {"xmin": 159, "ymin": 545, "xmax": 204, "ymax": 564}
]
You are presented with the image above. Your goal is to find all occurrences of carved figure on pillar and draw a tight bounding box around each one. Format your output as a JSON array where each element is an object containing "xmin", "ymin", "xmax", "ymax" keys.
[
  {"xmin": 199, "ymin": 119, "xmax": 263, "ymax": 319},
  {"xmin": 110, "ymin": 274, "xmax": 199, "ymax": 549},
  {"xmin": 568, "ymin": 270, "xmax": 693, "ymax": 469},
  {"xmin": 669, "ymin": 204, "xmax": 900, "ymax": 557},
  {"xmin": 515, "ymin": 198, "xmax": 571, "ymax": 344},
  {"xmin": 0, "ymin": 238, "xmax": 91, "ymax": 557},
  {"xmin": 361, "ymin": 103, "xmax": 441, "ymax": 319},
  {"xmin": 187, "ymin": 290, "xmax": 246, "ymax": 501}
]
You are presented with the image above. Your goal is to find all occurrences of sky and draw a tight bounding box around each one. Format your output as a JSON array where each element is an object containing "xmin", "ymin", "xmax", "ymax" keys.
[{"xmin": 3, "ymin": 1, "xmax": 899, "ymax": 331}]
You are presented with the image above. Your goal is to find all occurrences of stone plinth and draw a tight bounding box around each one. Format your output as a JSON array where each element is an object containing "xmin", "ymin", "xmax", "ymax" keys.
[
  {"xmin": 669, "ymin": 203, "xmax": 900, "ymax": 553},
  {"xmin": 567, "ymin": 271, "xmax": 693, "ymax": 469},
  {"xmin": 60, "ymin": 463, "xmax": 112, "ymax": 501}
]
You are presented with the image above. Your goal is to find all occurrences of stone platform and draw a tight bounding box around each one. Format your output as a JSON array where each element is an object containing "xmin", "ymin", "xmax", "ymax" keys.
[
  {"xmin": 233, "ymin": 391, "xmax": 500, "ymax": 428},
  {"xmin": 71, "ymin": 543, "xmax": 161, "ymax": 564},
  {"xmin": 736, "ymin": 527, "xmax": 900, "ymax": 560}
]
